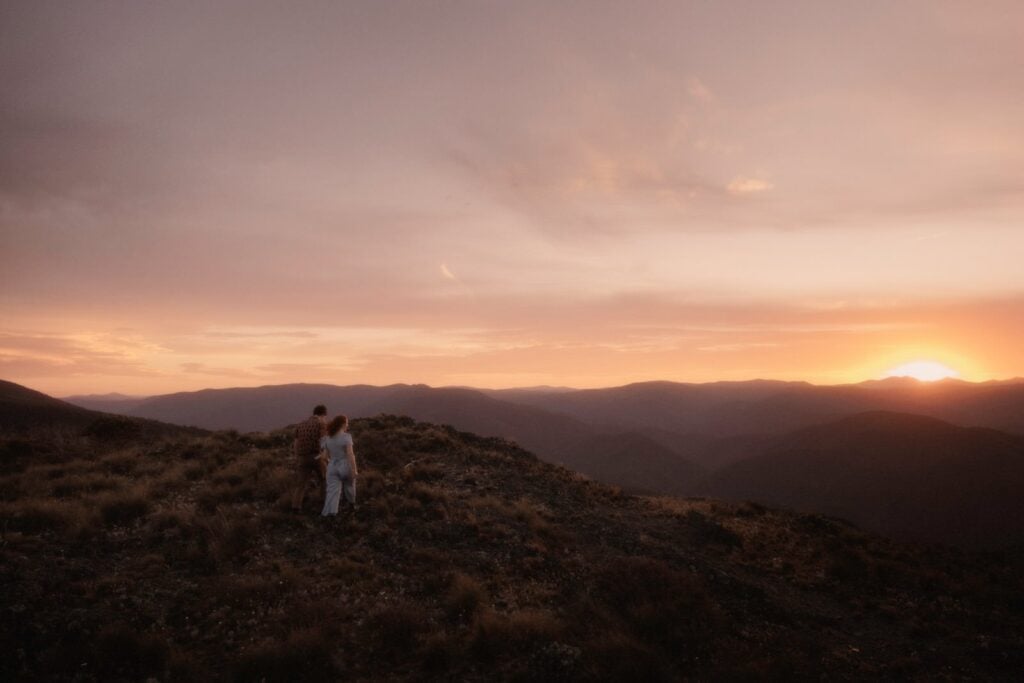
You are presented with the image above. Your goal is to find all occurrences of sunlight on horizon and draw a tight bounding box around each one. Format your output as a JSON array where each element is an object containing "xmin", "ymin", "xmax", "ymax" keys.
[{"xmin": 882, "ymin": 360, "xmax": 961, "ymax": 382}]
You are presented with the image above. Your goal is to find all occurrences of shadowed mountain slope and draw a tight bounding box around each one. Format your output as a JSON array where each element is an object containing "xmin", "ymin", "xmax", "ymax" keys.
[
  {"xmin": 1, "ymin": 379, "xmax": 99, "ymax": 429},
  {"xmin": 702, "ymin": 411, "xmax": 1024, "ymax": 549},
  {"xmin": 2, "ymin": 408, "xmax": 1022, "ymax": 680},
  {"xmin": 555, "ymin": 431, "xmax": 706, "ymax": 496}
]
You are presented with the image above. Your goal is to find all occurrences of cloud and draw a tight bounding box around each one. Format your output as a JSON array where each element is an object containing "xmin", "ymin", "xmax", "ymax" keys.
[
  {"xmin": 727, "ymin": 177, "xmax": 774, "ymax": 195},
  {"xmin": 0, "ymin": 331, "xmax": 166, "ymax": 378},
  {"xmin": 440, "ymin": 263, "xmax": 457, "ymax": 281},
  {"xmin": 686, "ymin": 77, "xmax": 716, "ymax": 105}
]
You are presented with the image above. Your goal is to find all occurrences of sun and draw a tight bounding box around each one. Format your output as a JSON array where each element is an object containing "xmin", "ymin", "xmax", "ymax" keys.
[{"xmin": 883, "ymin": 360, "xmax": 961, "ymax": 382}]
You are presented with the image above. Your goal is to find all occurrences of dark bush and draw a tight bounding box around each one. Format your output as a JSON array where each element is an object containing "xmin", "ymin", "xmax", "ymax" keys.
[
  {"xmin": 1, "ymin": 499, "xmax": 78, "ymax": 533},
  {"xmin": 83, "ymin": 416, "xmax": 141, "ymax": 443},
  {"xmin": 93, "ymin": 625, "xmax": 169, "ymax": 680},
  {"xmin": 469, "ymin": 609, "xmax": 563, "ymax": 660},
  {"xmin": 686, "ymin": 510, "xmax": 742, "ymax": 549},
  {"xmin": 445, "ymin": 573, "xmax": 488, "ymax": 623},
  {"xmin": 0, "ymin": 439, "xmax": 33, "ymax": 474},
  {"xmin": 827, "ymin": 548, "xmax": 869, "ymax": 582},
  {"xmin": 583, "ymin": 631, "xmax": 672, "ymax": 683},
  {"xmin": 369, "ymin": 602, "xmax": 430, "ymax": 653},
  {"xmin": 591, "ymin": 557, "xmax": 721, "ymax": 661},
  {"xmin": 233, "ymin": 627, "xmax": 338, "ymax": 682},
  {"xmin": 100, "ymin": 489, "xmax": 151, "ymax": 525}
]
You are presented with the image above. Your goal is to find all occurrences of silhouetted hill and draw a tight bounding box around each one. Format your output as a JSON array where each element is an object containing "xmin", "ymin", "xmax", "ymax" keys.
[
  {"xmin": 0, "ymin": 380, "xmax": 204, "ymax": 467},
  {"xmin": 702, "ymin": 411, "xmax": 1024, "ymax": 549},
  {"xmin": 60, "ymin": 392, "xmax": 147, "ymax": 413},
  {"xmin": 1, "ymin": 379, "xmax": 98, "ymax": 429},
  {"xmin": 2, "ymin": 407, "xmax": 1022, "ymax": 680}
]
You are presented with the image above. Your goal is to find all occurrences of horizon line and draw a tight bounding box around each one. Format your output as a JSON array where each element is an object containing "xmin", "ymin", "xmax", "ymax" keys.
[{"xmin": 45, "ymin": 374, "xmax": 1024, "ymax": 399}]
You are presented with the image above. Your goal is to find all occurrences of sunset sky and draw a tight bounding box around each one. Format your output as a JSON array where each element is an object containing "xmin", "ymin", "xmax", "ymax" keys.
[{"xmin": 2, "ymin": 1, "xmax": 1023, "ymax": 396}]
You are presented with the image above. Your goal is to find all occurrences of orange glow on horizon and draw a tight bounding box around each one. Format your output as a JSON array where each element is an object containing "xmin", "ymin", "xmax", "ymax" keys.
[{"xmin": 882, "ymin": 360, "xmax": 961, "ymax": 382}]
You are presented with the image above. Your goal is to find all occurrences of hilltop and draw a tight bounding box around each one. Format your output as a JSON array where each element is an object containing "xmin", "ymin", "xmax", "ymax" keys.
[{"xmin": 2, "ymin": 412, "xmax": 1023, "ymax": 680}]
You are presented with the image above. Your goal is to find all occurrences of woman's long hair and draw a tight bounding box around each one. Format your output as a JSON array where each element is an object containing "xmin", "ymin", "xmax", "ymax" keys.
[{"xmin": 327, "ymin": 415, "xmax": 348, "ymax": 437}]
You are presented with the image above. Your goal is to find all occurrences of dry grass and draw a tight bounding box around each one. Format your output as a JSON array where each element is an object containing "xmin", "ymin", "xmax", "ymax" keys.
[
  {"xmin": 3, "ymin": 413, "xmax": 1023, "ymax": 681},
  {"xmin": 96, "ymin": 483, "xmax": 152, "ymax": 525}
]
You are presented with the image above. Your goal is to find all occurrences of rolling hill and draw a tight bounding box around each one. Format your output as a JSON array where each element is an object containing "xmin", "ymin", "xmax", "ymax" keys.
[
  {"xmin": 1, "ymin": 379, "xmax": 100, "ymax": 430},
  {"xmin": 701, "ymin": 411, "xmax": 1024, "ymax": 549}
]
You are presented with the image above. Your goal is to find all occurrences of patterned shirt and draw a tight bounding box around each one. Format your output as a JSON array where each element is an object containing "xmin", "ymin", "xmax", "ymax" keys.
[{"xmin": 294, "ymin": 416, "xmax": 326, "ymax": 457}]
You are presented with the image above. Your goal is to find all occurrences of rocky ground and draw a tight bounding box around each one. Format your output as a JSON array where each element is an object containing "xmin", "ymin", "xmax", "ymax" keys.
[{"xmin": 2, "ymin": 414, "xmax": 1023, "ymax": 681}]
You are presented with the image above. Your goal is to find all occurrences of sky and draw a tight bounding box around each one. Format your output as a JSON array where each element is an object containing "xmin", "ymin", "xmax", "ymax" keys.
[{"xmin": 2, "ymin": 1, "xmax": 1023, "ymax": 396}]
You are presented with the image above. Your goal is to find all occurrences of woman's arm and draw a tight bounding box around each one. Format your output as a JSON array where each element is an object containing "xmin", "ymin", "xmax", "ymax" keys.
[{"xmin": 346, "ymin": 443, "xmax": 357, "ymax": 477}]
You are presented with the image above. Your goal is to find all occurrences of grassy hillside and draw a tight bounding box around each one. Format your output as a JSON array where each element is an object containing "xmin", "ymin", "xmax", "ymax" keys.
[{"xmin": 2, "ymin": 415, "xmax": 1022, "ymax": 681}]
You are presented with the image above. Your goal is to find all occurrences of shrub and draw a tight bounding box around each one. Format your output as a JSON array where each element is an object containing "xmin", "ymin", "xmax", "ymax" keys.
[
  {"xmin": 827, "ymin": 548, "xmax": 870, "ymax": 582},
  {"xmin": 98, "ymin": 451, "xmax": 138, "ymax": 475},
  {"xmin": 51, "ymin": 472, "xmax": 121, "ymax": 498},
  {"xmin": 93, "ymin": 625, "xmax": 169, "ymax": 680},
  {"xmin": 0, "ymin": 439, "xmax": 33, "ymax": 474},
  {"xmin": 402, "ymin": 461, "xmax": 445, "ymax": 482},
  {"xmin": 369, "ymin": 602, "xmax": 430, "ymax": 653},
  {"xmin": 686, "ymin": 510, "xmax": 742, "ymax": 549},
  {"xmin": 445, "ymin": 573, "xmax": 488, "ymax": 623},
  {"xmin": 407, "ymin": 482, "xmax": 447, "ymax": 504},
  {"xmin": 83, "ymin": 416, "xmax": 141, "ymax": 443},
  {"xmin": 583, "ymin": 631, "xmax": 672, "ymax": 683},
  {"xmin": 470, "ymin": 609, "xmax": 563, "ymax": 660},
  {"xmin": 420, "ymin": 632, "xmax": 456, "ymax": 674},
  {"xmin": 98, "ymin": 487, "xmax": 151, "ymax": 525},
  {"xmin": 0, "ymin": 499, "xmax": 81, "ymax": 533},
  {"xmin": 591, "ymin": 557, "xmax": 721, "ymax": 661},
  {"xmin": 233, "ymin": 627, "xmax": 339, "ymax": 682}
]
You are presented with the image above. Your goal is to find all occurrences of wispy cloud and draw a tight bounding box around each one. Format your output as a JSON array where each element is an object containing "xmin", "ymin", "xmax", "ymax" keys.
[{"xmin": 727, "ymin": 177, "xmax": 774, "ymax": 195}]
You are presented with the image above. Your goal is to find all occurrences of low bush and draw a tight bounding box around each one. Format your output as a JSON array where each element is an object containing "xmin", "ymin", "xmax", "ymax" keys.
[
  {"xmin": 686, "ymin": 510, "xmax": 743, "ymax": 549},
  {"xmin": 590, "ymin": 557, "xmax": 722, "ymax": 662},
  {"xmin": 402, "ymin": 460, "xmax": 445, "ymax": 482},
  {"xmin": 233, "ymin": 627, "xmax": 339, "ymax": 682},
  {"xmin": 51, "ymin": 472, "xmax": 121, "ymax": 498},
  {"xmin": 583, "ymin": 631, "xmax": 672, "ymax": 683},
  {"xmin": 469, "ymin": 608, "xmax": 563, "ymax": 660},
  {"xmin": 98, "ymin": 486, "xmax": 151, "ymax": 525},
  {"xmin": 83, "ymin": 416, "xmax": 141, "ymax": 443},
  {"xmin": 92, "ymin": 624, "xmax": 169, "ymax": 680},
  {"xmin": 445, "ymin": 572, "xmax": 489, "ymax": 623},
  {"xmin": 0, "ymin": 499, "xmax": 81, "ymax": 533},
  {"xmin": 369, "ymin": 601, "xmax": 430, "ymax": 653}
]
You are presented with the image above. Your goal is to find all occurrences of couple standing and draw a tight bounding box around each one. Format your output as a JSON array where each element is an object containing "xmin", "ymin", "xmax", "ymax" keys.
[{"xmin": 291, "ymin": 404, "xmax": 358, "ymax": 517}]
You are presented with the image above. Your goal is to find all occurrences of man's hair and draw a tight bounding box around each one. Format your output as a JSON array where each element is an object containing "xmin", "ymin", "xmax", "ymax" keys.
[{"xmin": 313, "ymin": 404, "xmax": 327, "ymax": 416}]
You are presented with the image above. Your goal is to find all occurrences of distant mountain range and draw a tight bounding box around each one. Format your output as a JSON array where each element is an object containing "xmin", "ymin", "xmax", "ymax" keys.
[{"xmin": 25, "ymin": 376, "xmax": 1024, "ymax": 548}]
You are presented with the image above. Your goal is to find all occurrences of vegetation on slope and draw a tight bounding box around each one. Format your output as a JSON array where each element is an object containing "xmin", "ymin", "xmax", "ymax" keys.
[{"xmin": 2, "ymin": 415, "xmax": 1023, "ymax": 681}]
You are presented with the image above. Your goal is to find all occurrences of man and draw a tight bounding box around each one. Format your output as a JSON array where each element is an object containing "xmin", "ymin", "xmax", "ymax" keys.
[{"xmin": 291, "ymin": 404, "xmax": 328, "ymax": 512}]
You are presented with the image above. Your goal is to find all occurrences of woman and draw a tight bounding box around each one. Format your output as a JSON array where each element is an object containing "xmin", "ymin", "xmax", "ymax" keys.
[{"xmin": 319, "ymin": 415, "xmax": 358, "ymax": 517}]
